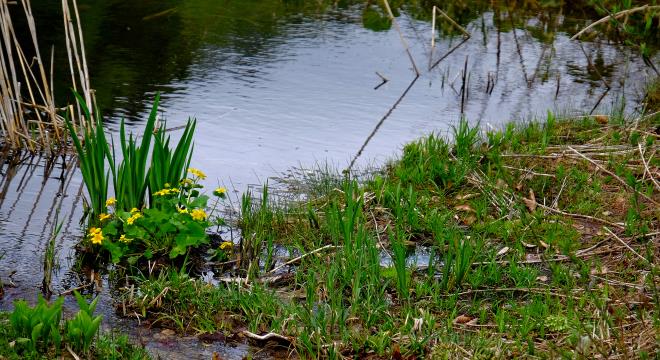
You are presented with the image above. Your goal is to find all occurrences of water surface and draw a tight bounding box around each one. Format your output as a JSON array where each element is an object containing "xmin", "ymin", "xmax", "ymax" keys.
[{"xmin": 1, "ymin": 1, "xmax": 658, "ymax": 358}]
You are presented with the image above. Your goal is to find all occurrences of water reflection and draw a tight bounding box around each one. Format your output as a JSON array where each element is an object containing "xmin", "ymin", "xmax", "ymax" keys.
[
  {"xmin": 1, "ymin": 1, "xmax": 658, "ymax": 357},
  {"xmin": 4, "ymin": 0, "xmax": 656, "ymax": 302}
]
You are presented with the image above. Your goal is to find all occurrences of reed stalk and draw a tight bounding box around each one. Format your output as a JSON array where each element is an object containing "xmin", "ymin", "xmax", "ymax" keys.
[{"xmin": 0, "ymin": 0, "xmax": 92, "ymax": 151}]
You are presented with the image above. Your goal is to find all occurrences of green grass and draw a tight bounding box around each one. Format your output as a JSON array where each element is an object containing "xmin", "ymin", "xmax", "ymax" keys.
[
  {"xmin": 0, "ymin": 306, "xmax": 151, "ymax": 360},
  {"xmin": 67, "ymin": 91, "xmax": 196, "ymax": 222},
  {"xmin": 645, "ymin": 76, "xmax": 660, "ymax": 112},
  {"xmin": 119, "ymin": 114, "xmax": 659, "ymax": 358}
]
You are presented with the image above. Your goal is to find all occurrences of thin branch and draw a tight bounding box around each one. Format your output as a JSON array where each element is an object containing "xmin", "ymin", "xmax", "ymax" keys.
[
  {"xmin": 57, "ymin": 281, "xmax": 93, "ymax": 296},
  {"xmin": 268, "ymin": 244, "xmax": 339, "ymax": 274},
  {"xmin": 242, "ymin": 330, "xmax": 292, "ymax": 343},
  {"xmin": 568, "ymin": 146, "xmax": 659, "ymax": 206},
  {"xmin": 536, "ymin": 202, "xmax": 625, "ymax": 229},
  {"xmin": 571, "ymin": 5, "xmax": 660, "ymax": 40},
  {"xmin": 382, "ymin": 0, "xmax": 419, "ymax": 75},
  {"xmin": 638, "ymin": 143, "xmax": 660, "ymax": 192},
  {"xmin": 603, "ymin": 227, "xmax": 653, "ymax": 265}
]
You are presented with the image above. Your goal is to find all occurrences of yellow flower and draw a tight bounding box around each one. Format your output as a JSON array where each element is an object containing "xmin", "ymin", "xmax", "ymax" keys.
[
  {"xmin": 188, "ymin": 168, "xmax": 206, "ymax": 180},
  {"xmin": 190, "ymin": 209, "xmax": 207, "ymax": 221},
  {"xmin": 219, "ymin": 241, "xmax": 233, "ymax": 250},
  {"xmin": 119, "ymin": 234, "xmax": 132, "ymax": 243},
  {"xmin": 154, "ymin": 188, "xmax": 180, "ymax": 196},
  {"xmin": 177, "ymin": 207, "xmax": 189, "ymax": 214},
  {"xmin": 88, "ymin": 227, "xmax": 104, "ymax": 245},
  {"xmin": 105, "ymin": 197, "xmax": 116, "ymax": 207},
  {"xmin": 130, "ymin": 207, "xmax": 140, "ymax": 214},
  {"xmin": 99, "ymin": 213, "xmax": 111, "ymax": 221},
  {"xmin": 213, "ymin": 187, "xmax": 227, "ymax": 197},
  {"xmin": 180, "ymin": 178, "xmax": 193, "ymax": 186},
  {"xmin": 127, "ymin": 213, "xmax": 142, "ymax": 225}
]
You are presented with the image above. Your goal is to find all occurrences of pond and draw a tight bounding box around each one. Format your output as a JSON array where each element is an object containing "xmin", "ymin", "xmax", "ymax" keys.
[{"xmin": 1, "ymin": 0, "xmax": 658, "ymax": 358}]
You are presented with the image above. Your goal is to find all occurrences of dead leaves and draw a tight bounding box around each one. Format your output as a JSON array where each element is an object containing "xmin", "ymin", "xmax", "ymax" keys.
[
  {"xmin": 496, "ymin": 246, "xmax": 510, "ymax": 257},
  {"xmin": 454, "ymin": 204, "xmax": 475, "ymax": 213},
  {"xmin": 453, "ymin": 314, "xmax": 473, "ymax": 324},
  {"xmin": 593, "ymin": 114, "xmax": 609, "ymax": 124},
  {"xmin": 523, "ymin": 189, "xmax": 536, "ymax": 212},
  {"xmin": 454, "ymin": 203, "xmax": 476, "ymax": 225}
]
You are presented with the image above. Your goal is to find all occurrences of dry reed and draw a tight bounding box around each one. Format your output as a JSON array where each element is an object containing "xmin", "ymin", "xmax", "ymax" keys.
[{"xmin": 0, "ymin": 0, "xmax": 92, "ymax": 153}]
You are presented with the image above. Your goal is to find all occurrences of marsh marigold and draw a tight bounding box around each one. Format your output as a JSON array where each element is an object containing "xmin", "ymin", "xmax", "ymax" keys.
[
  {"xmin": 188, "ymin": 168, "xmax": 206, "ymax": 180},
  {"xmin": 88, "ymin": 227, "xmax": 104, "ymax": 245},
  {"xmin": 127, "ymin": 213, "xmax": 142, "ymax": 225},
  {"xmin": 105, "ymin": 197, "xmax": 116, "ymax": 207},
  {"xmin": 190, "ymin": 208, "xmax": 207, "ymax": 221},
  {"xmin": 154, "ymin": 188, "xmax": 180, "ymax": 196},
  {"xmin": 213, "ymin": 187, "xmax": 227, "ymax": 197},
  {"xmin": 99, "ymin": 213, "xmax": 111, "ymax": 221}
]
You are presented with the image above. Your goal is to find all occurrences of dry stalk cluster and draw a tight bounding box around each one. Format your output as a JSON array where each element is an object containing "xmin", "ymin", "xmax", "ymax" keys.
[{"xmin": 0, "ymin": 0, "xmax": 92, "ymax": 153}]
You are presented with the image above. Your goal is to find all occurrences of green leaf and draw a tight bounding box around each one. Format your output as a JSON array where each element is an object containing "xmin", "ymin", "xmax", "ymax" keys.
[{"xmin": 31, "ymin": 323, "xmax": 43, "ymax": 346}]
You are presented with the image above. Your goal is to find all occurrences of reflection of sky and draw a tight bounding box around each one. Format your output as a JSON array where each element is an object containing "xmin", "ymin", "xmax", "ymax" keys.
[
  {"xmin": 0, "ymin": 156, "xmax": 84, "ymax": 303},
  {"xmin": 0, "ymin": 6, "xmax": 657, "ymax": 351},
  {"xmin": 110, "ymin": 10, "xmax": 655, "ymax": 190}
]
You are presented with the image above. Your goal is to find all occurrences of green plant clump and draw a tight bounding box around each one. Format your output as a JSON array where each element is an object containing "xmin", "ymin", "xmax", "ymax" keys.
[
  {"xmin": 66, "ymin": 92, "xmax": 227, "ymax": 264},
  {"xmin": 2, "ymin": 292, "xmax": 149, "ymax": 359}
]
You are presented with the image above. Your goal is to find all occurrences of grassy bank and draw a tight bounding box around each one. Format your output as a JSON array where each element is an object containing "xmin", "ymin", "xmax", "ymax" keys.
[{"xmin": 118, "ymin": 112, "xmax": 659, "ymax": 358}]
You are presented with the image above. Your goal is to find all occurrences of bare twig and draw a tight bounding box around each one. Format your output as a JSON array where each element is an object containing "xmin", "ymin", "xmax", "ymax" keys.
[
  {"xmin": 536, "ymin": 202, "xmax": 625, "ymax": 229},
  {"xmin": 571, "ymin": 5, "xmax": 660, "ymax": 40},
  {"xmin": 347, "ymin": 74, "xmax": 419, "ymax": 172},
  {"xmin": 502, "ymin": 165, "xmax": 556, "ymax": 178},
  {"xmin": 429, "ymin": 6, "xmax": 436, "ymax": 70},
  {"xmin": 268, "ymin": 244, "xmax": 339, "ymax": 274},
  {"xmin": 382, "ymin": 0, "xmax": 419, "ymax": 75},
  {"xmin": 451, "ymin": 287, "xmax": 573, "ymax": 299},
  {"xmin": 603, "ymin": 227, "xmax": 653, "ymax": 265},
  {"xmin": 66, "ymin": 345, "xmax": 82, "ymax": 360},
  {"xmin": 242, "ymin": 330, "xmax": 292, "ymax": 343},
  {"xmin": 568, "ymin": 146, "xmax": 659, "ymax": 206},
  {"xmin": 435, "ymin": 8, "xmax": 470, "ymax": 37},
  {"xmin": 148, "ymin": 286, "xmax": 171, "ymax": 307},
  {"xmin": 638, "ymin": 143, "xmax": 660, "ymax": 192},
  {"xmin": 374, "ymin": 71, "xmax": 388, "ymax": 90},
  {"xmin": 371, "ymin": 210, "xmax": 392, "ymax": 260},
  {"xmin": 57, "ymin": 281, "xmax": 93, "ymax": 296}
]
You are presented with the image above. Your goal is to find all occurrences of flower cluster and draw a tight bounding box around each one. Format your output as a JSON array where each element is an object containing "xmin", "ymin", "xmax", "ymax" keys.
[
  {"xmin": 190, "ymin": 208, "xmax": 207, "ymax": 221},
  {"xmin": 126, "ymin": 212, "xmax": 142, "ymax": 225},
  {"xmin": 188, "ymin": 168, "xmax": 206, "ymax": 180},
  {"xmin": 153, "ymin": 188, "xmax": 180, "ymax": 196},
  {"xmin": 88, "ymin": 227, "xmax": 104, "ymax": 245},
  {"xmin": 87, "ymin": 168, "xmax": 228, "ymax": 263}
]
